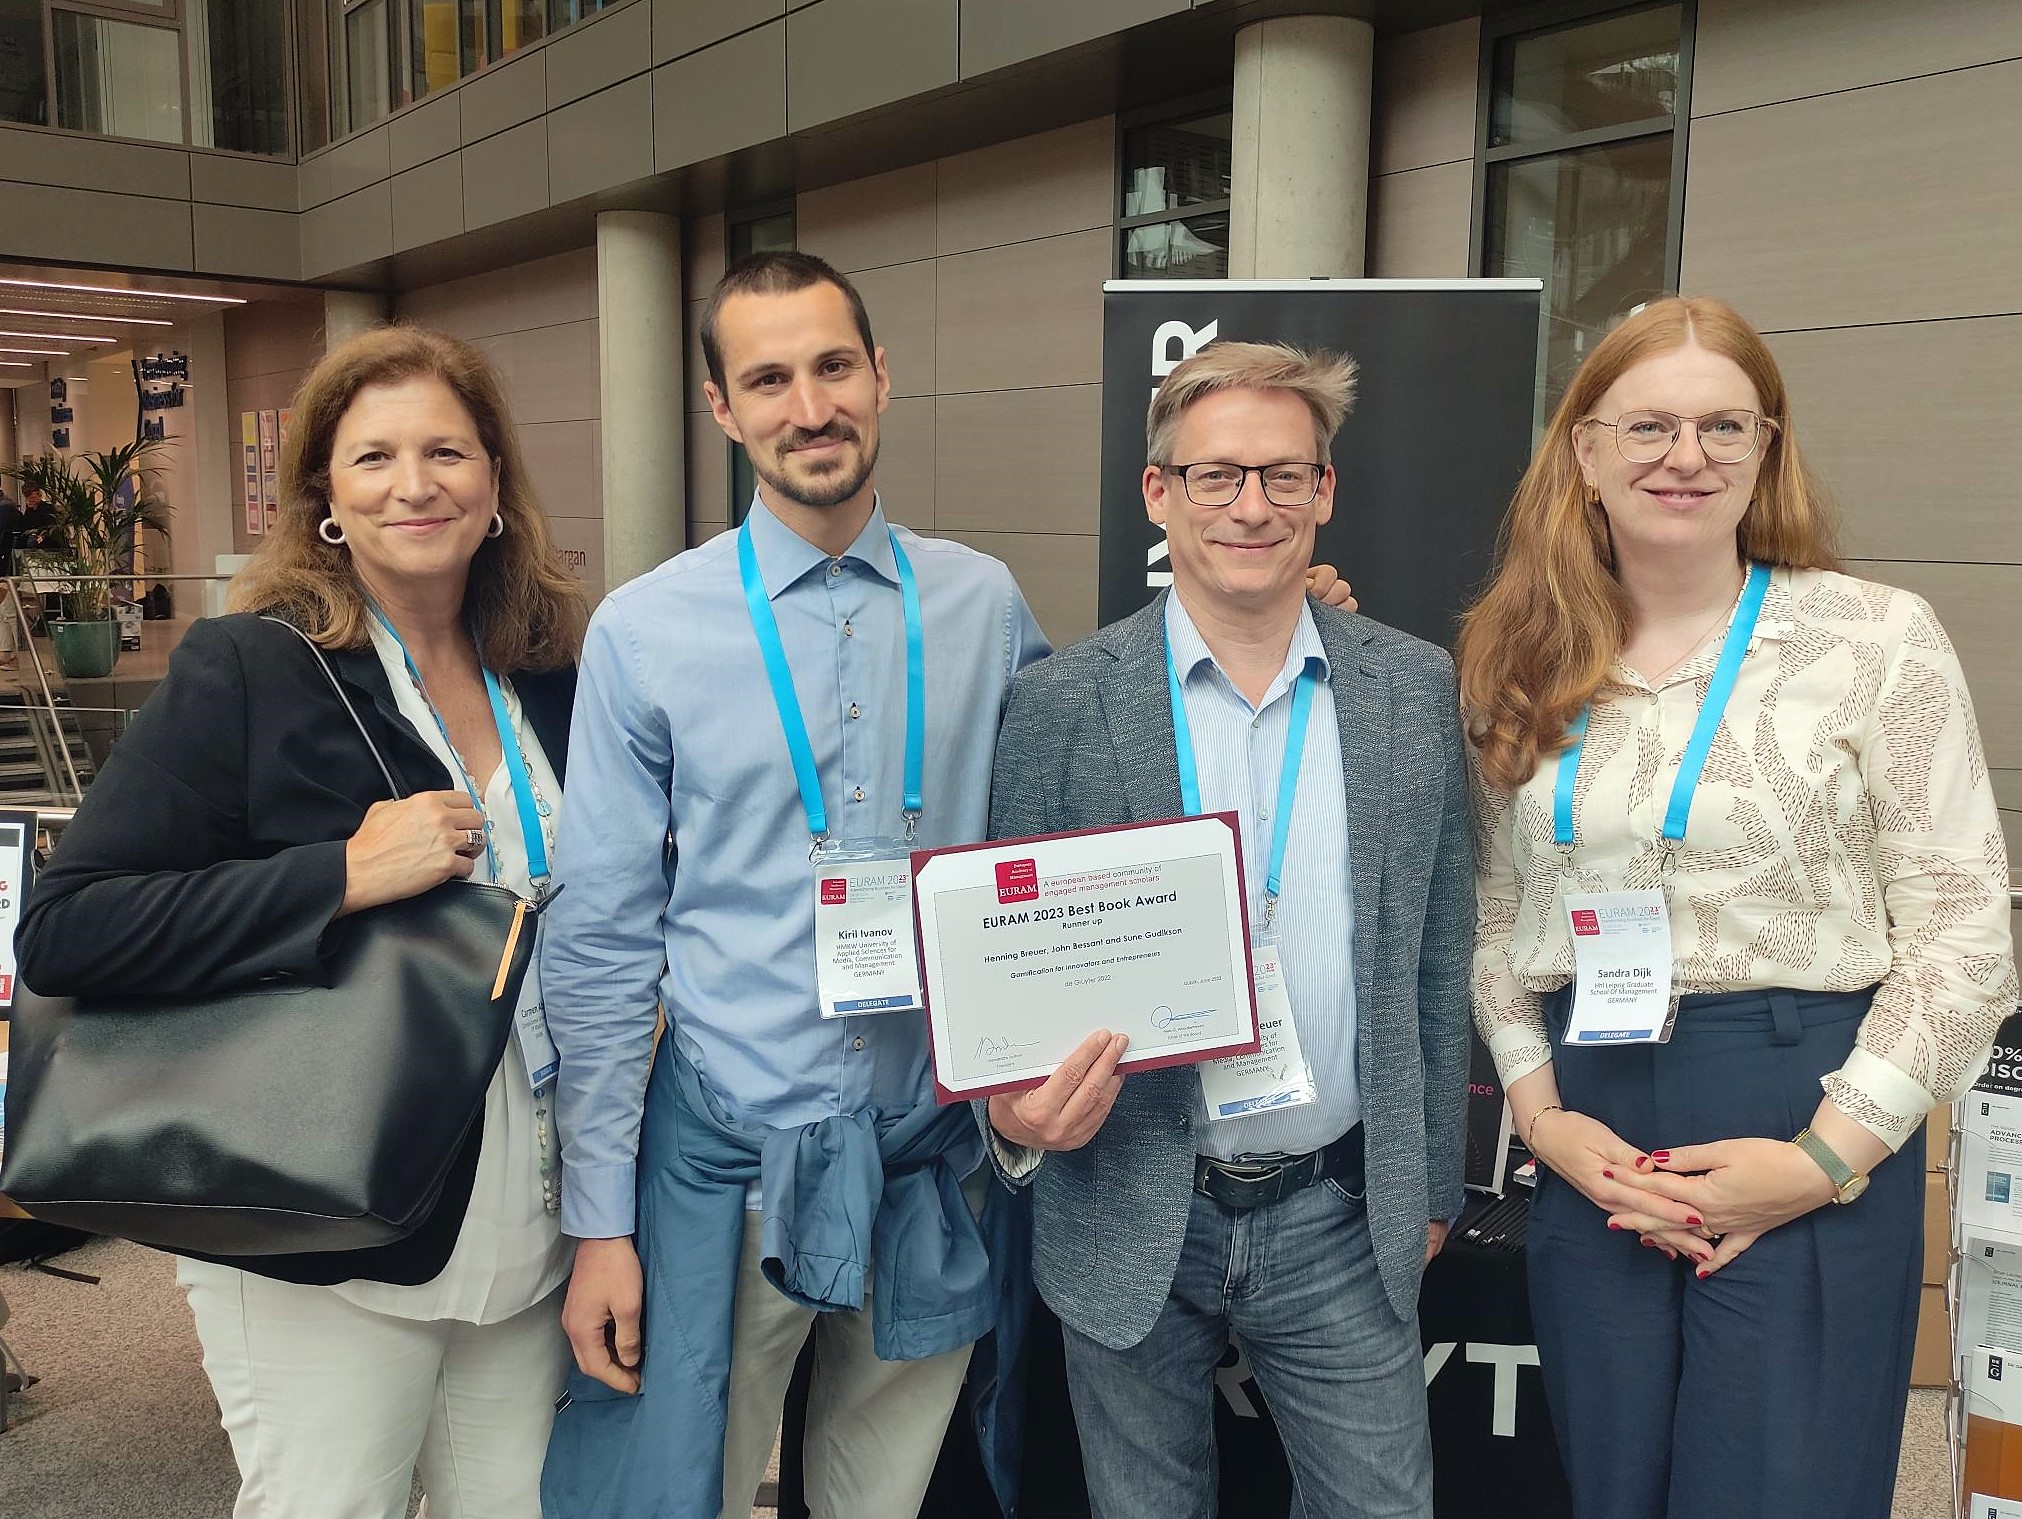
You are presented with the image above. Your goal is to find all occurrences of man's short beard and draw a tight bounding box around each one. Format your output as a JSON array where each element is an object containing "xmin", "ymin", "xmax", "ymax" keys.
[{"xmin": 755, "ymin": 432, "xmax": 881, "ymax": 510}]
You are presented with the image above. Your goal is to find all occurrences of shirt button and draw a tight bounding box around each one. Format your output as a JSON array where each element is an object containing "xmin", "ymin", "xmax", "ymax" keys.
[
  {"xmin": 852, "ymin": 1036, "xmax": 865, "ymax": 1051},
  {"xmin": 849, "ymin": 703, "xmax": 861, "ymax": 719},
  {"xmin": 853, "ymin": 786, "xmax": 865, "ymax": 802},
  {"xmin": 828, "ymin": 561, "xmax": 843, "ymax": 578},
  {"xmin": 843, "ymin": 620, "xmax": 854, "ymax": 637}
]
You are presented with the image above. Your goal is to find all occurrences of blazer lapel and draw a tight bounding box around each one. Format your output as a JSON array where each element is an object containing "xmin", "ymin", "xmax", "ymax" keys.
[
  {"xmin": 515, "ymin": 667, "xmax": 577, "ymax": 787},
  {"xmin": 1095, "ymin": 594, "xmax": 1185, "ymax": 825},
  {"xmin": 327, "ymin": 644, "xmax": 453, "ymax": 798},
  {"xmin": 1314, "ymin": 607, "xmax": 1390, "ymax": 1009}
]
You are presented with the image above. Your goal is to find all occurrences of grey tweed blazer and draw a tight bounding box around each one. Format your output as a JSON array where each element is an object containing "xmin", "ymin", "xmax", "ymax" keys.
[{"xmin": 983, "ymin": 592, "xmax": 1475, "ymax": 1349}]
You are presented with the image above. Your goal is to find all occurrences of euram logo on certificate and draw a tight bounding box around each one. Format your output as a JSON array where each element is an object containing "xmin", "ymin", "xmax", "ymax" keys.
[{"xmin": 911, "ymin": 814, "xmax": 1261, "ymax": 1101}]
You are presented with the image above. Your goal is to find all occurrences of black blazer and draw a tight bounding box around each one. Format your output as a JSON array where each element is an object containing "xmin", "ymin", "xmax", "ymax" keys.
[{"xmin": 15, "ymin": 612, "xmax": 576, "ymax": 1286}]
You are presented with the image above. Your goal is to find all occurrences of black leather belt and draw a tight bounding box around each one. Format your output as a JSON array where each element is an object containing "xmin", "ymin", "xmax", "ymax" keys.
[{"xmin": 1193, "ymin": 1124, "xmax": 1365, "ymax": 1210}]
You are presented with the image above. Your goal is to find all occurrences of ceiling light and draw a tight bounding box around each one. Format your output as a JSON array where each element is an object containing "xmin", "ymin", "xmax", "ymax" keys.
[
  {"xmin": 0, "ymin": 346, "xmax": 65, "ymax": 356},
  {"xmin": 0, "ymin": 330, "xmax": 109, "ymax": 343},
  {"xmin": 0, "ymin": 307, "xmax": 173, "ymax": 327},
  {"xmin": 0, "ymin": 277, "xmax": 244, "ymax": 305},
  {"xmin": 0, "ymin": 360, "xmax": 30, "ymax": 368}
]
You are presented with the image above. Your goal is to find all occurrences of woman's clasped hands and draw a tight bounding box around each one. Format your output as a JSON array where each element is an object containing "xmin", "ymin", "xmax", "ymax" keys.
[{"xmin": 1532, "ymin": 1106, "xmax": 1844, "ymax": 1278}]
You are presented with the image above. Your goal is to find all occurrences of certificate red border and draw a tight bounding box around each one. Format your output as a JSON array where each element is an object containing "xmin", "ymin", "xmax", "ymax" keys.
[{"xmin": 911, "ymin": 812, "xmax": 1259, "ymax": 1105}]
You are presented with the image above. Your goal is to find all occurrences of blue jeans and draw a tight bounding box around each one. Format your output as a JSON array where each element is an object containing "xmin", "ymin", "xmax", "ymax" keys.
[{"xmin": 1060, "ymin": 1178, "xmax": 1432, "ymax": 1519}]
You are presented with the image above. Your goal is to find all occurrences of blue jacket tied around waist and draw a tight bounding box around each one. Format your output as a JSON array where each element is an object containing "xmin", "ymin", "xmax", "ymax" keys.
[{"xmin": 541, "ymin": 1044, "xmax": 1030, "ymax": 1518}]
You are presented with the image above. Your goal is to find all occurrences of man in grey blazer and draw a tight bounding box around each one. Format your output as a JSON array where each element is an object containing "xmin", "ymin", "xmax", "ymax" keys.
[{"xmin": 980, "ymin": 341, "xmax": 1474, "ymax": 1518}]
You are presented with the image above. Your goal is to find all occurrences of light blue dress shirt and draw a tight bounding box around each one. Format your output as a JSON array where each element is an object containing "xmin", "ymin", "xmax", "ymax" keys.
[
  {"xmin": 545, "ymin": 498, "xmax": 1050, "ymax": 1239},
  {"xmin": 1165, "ymin": 593, "xmax": 1361, "ymax": 1161}
]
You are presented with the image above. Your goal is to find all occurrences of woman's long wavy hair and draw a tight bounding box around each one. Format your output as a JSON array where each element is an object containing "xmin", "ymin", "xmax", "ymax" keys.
[
  {"xmin": 1456, "ymin": 296, "xmax": 1840, "ymax": 794},
  {"xmin": 230, "ymin": 324, "xmax": 587, "ymax": 672}
]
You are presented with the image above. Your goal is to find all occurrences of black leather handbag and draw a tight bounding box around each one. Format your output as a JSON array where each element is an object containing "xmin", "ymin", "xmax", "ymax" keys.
[{"xmin": 0, "ymin": 619, "xmax": 542, "ymax": 1257}]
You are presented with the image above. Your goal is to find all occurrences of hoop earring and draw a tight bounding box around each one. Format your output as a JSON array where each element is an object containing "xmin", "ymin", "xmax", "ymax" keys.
[
  {"xmin": 317, "ymin": 516, "xmax": 346, "ymax": 545},
  {"xmin": 486, "ymin": 514, "xmax": 505, "ymax": 539}
]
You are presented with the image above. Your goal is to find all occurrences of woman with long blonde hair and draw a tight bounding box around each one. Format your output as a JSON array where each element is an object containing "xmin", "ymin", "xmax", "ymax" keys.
[
  {"xmin": 20, "ymin": 324, "xmax": 587, "ymax": 1518},
  {"xmin": 1458, "ymin": 296, "xmax": 2013, "ymax": 1517}
]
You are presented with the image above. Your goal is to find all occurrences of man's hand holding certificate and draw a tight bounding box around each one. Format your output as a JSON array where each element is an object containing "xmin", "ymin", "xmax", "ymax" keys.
[{"xmin": 911, "ymin": 813, "xmax": 1260, "ymax": 1102}]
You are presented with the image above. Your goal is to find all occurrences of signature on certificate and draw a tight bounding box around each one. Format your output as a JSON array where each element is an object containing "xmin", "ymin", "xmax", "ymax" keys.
[{"xmin": 974, "ymin": 1034, "xmax": 1041, "ymax": 1064}]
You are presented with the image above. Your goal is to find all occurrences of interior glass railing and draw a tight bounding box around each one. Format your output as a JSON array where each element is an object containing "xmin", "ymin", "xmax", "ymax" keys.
[{"xmin": 2, "ymin": 573, "xmax": 232, "ymax": 807}]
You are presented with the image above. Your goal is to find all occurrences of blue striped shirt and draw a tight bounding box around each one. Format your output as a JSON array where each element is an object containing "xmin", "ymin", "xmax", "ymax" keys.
[{"xmin": 1165, "ymin": 593, "xmax": 1361, "ymax": 1160}]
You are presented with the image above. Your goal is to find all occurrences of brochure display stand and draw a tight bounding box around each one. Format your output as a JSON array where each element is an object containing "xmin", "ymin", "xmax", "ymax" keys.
[{"xmin": 1954, "ymin": 1008, "xmax": 2022, "ymax": 1517}]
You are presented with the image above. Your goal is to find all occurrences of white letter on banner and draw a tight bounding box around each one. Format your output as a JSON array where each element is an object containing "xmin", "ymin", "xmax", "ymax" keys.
[
  {"xmin": 1152, "ymin": 319, "xmax": 1218, "ymax": 377},
  {"xmin": 1422, "ymin": 1341, "xmax": 1456, "ymax": 1386},
  {"xmin": 1465, "ymin": 1342, "xmax": 1541, "ymax": 1437},
  {"xmin": 1143, "ymin": 320, "xmax": 1217, "ymax": 589}
]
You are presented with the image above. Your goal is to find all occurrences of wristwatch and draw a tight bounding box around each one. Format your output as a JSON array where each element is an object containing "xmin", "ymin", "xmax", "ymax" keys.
[{"xmin": 1791, "ymin": 1128, "xmax": 1869, "ymax": 1204}]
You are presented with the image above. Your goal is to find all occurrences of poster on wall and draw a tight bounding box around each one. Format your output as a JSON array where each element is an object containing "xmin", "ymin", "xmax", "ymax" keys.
[
  {"xmin": 0, "ymin": 810, "xmax": 38, "ymax": 1013},
  {"xmin": 258, "ymin": 410, "xmax": 280, "ymax": 533},
  {"xmin": 1096, "ymin": 278, "xmax": 1543, "ymax": 651},
  {"xmin": 242, "ymin": 412, "xmax": 263, "ymax": 536}
]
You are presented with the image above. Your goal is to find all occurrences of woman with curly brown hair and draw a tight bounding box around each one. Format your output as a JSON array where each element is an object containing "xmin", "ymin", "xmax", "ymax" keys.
[
  {"xmin": 18, "ymin": 324, "xmax": 587, "ymax": 1519},
  {"xmin": 1458, "ymin": 296, "xmax": 2014, "ymax": 1518}
]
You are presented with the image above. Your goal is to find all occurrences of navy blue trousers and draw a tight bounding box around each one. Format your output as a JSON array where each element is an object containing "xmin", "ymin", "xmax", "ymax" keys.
[{"xmin": 1529, "ymin": 986, "xmax": 1923, "ymax": 1519}]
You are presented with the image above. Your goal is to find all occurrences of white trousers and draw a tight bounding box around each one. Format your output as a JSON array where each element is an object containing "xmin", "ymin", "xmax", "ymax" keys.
[
  {"xmin": 177, "ymin": 1259, "xmax": 568, "ymax": 1519},
  {"xmin": 715, "ymin": 1207, "xmax": 977, "ymax": 1519}
]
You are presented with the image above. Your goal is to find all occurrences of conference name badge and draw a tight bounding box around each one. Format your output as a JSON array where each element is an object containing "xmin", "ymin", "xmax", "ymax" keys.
[
  {"xmin": 1198, "ymin": 936, "xmax": 1317, "ymax": 1120},
  {"xmin": 1561, "ymin": 889, "xmax": 1674, "ymax": 1045},
  {"xmin": 814, "ymin": 842, "xmax": 925, "ymax": 1019},
  {"xmin": 514, "ymin": 919, "xmax": 560, "ymax": 1090}
]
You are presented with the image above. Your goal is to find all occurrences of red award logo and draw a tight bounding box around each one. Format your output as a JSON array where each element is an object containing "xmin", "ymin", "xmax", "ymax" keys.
[
  {"xmin": 819, "ymin": 878, "xmax": 849, "ymax": 905},
  {"xmin": 1570, "ymin": 909, "xmax": 1600, "ymax": 937},
  {"xmin": 995, "ymin": 859, "xmax": 1039, "ymax": 904}
]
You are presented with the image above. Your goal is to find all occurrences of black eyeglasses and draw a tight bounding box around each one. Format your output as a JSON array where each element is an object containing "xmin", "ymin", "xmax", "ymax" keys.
[{"xmin": 1163, "ymin": 462, "xmax": 1325, "ymax": 508}]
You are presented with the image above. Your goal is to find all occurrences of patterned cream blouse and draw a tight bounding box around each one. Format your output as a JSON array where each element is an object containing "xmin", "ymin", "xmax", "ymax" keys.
[{"xmin": 1471, "ymin": 566, "xmax": 2018, "ymax": 1150}]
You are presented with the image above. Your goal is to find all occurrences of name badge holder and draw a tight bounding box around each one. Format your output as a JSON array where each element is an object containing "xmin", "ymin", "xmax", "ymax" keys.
[
  {"xmin": 1551, "ymin": 562, "xmax": 1770, "ymax": 1047},
  {"xmin": 1167, "ymin": 642, "xmax": 1322, "ymax": 1121},
  {"xmin": 371, "ymin": 608, "xmax": 560, "ymax": 1088},
  {"xmin": 740, "ymin": 521, "xmax": 928, "ymax": 1020}
]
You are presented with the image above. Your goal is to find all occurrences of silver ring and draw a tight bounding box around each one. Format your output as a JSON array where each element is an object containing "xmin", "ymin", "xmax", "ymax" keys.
[{"xmin": 461, "ymin": 827, "xmax": 485, "ymax": 853}]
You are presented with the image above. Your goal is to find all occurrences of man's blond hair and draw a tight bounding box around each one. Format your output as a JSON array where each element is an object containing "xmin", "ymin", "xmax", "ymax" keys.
[{"xmin": 1145, "ymin": 341, "xmax": 1358, "ymax": 466}]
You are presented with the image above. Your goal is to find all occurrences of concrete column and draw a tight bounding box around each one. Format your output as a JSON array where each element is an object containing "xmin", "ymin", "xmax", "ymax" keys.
[
  {"xmin": 323, "ymin": 289, "xmax": 391, "ymax": 349},
  {"xmin": 596, "ymin": 209, "xmax": 686, "ymax": 592},
  {"xmin": 176, "ymin": 313, "xmax": 238, "ymax": 601},
  {"xmin": 1227, "ymin": 15, "xmax": 1375, "ymax": 279}
]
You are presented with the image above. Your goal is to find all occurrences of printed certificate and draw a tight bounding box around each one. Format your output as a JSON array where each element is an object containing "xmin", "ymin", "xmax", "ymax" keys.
[{"xmin": 912, "ymin": 814, "xmax": 1258, "ymax": 1101}]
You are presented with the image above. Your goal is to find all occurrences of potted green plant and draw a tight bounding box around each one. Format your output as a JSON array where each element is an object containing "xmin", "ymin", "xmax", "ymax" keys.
[{"xmin": 2, "ymin": 442, "xmax": 172, "ymax": 680}]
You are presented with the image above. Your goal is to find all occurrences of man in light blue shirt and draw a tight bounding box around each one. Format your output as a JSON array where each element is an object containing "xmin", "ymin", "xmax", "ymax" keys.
[
  {"xmin": 539, "ymin": 252, "xmax": 1074, "ymax": 1519},
  {"xmin": 982, "ymin": 341, "xmax": 1475, "ymax": 1518}
]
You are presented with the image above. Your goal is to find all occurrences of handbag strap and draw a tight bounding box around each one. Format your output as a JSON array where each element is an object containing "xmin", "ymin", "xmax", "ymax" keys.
[{"xmin": 259, "ymin": 615, "xmax": 406, "ymax": 802}]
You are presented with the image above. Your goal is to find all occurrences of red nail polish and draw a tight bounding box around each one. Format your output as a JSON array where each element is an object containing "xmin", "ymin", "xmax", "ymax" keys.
[
  {"xmin": 1652, "ymin": 1150, "xmax": 1671, "ymax": 1163},
  {"xmin": 1635, "ymin": 1155, "xmax": 1650, "ymax": 1169},
  {"xmin": 1696, "ymin": 1268, "xmax": 1710, "ymax": 1280},
  {"xmin": 1687, "ymin": 1215, "xmax": 1703, "ymax": 1227},
  {"xmin": 1607, "ymin": 1222, "xmax": 1622, "ymax": 1231},
  {"xmin": 1601, "ymin": 1169, "xmax": 1614, "ymax": 1180}
]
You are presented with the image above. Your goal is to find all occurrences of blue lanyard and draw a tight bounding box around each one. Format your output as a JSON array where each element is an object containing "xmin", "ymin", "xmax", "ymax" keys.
[
  {"xmin": 738, "ymin": 520, "xmax": 925, "ymax": 851},
  {"xmin": 1166, "ymin": 637, "xmax": 1318, "ymax": 930},
  {"xmin": 1552, "ymin": 561, "xmax": 1772, "ymax": 851},
  {"xmin": 368, "ymin": 608, "xmax": 550, "ymax": 889}
]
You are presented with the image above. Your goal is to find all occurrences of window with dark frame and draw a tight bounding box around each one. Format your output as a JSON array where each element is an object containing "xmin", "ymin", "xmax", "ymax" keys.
[
  {"xmin": 1118, "ymin": 102, "xmax": 1233, "ymax": 281},
  {"xmin": 1, "ymin": 0, "xmax": 292, "ymax": 153},
  {"xmin": 724, "ymin": 203, "xmax": 796, "ymax": 527},
  {"xmin": 1474, "ymin": 2, "xmax": 1692, "ymax": 424}
]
